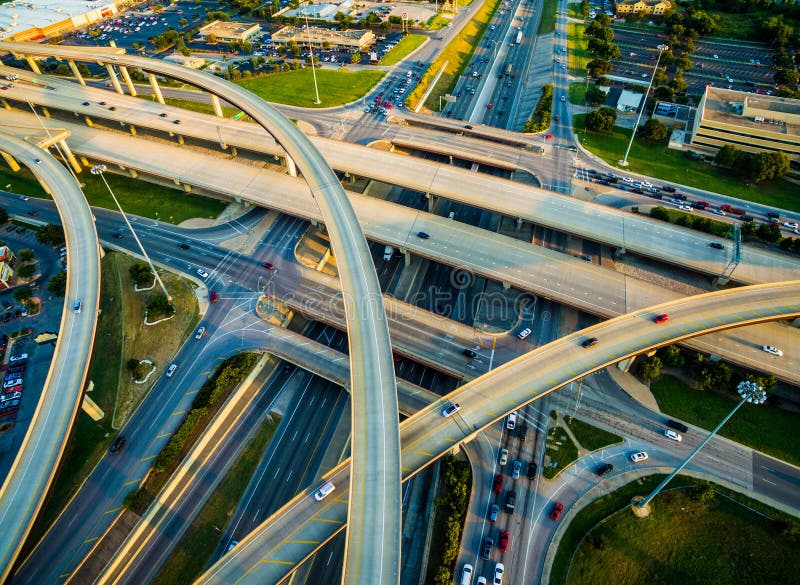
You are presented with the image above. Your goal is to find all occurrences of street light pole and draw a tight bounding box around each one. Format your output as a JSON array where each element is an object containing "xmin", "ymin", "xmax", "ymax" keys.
[
  {"xmin": 633, "ymin": 380, "xmax": 766, "ymax": 516},
  {"xmin": 304, "ymin": 12, "xmax": 321, "ymax": 105},
  {"xmin": 619, "ymin": 43, "xmax": 668, "ymax": 167},
  {"xmin": 90, "ymin": 165, "xmax": 172, "ymax": 301}
]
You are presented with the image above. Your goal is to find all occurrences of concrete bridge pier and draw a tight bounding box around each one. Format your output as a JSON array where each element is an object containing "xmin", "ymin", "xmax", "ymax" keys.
[
  {"xmin": 148, "ymin": 73, "xmax": 165, "ymax": 105},
  {"xmin": 58, "ymin": 140, "xmax": 81, "ymax": 173},
  {"xmin": 67, "ymin": 60, "xmax": 86, "ymax": 85},
  {"xmin": 119, "ymin": 66, "xmax": 137, "ymax": 96},
  {"xmin": 105, "ymin": 64, "xmax": 124, "ymax": 95}
]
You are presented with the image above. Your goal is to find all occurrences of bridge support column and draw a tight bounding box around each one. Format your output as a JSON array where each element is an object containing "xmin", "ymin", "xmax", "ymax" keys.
[
  {"xmin": 516, "ymin": 217, "xmax": 523, "ymax": 229},
  {"xmin": 25, "ymin": 56, "xmax": 41, "ymax": 74},
  {"xmin": 792, "ymin": 317, "xmax": 800, "ymax": 328},
  {"xmin": 617, "ymin": 355, "xmax": 636, "ymax": 372},
  {"xmin": 401, "ymin": 248, "xmax": 410, "ymax": 266},
  {"xmin": 148, "ymin": 73, "xmax": 165, "ymax": 105},
  {"xmin": 210, "ymin": 94, "xmax": 224, "ymax": 118},
  {"xmin": 84, "ymin": 116, "xmax": 94, "ymax": 127},
  {"xmin": 129, "ymin": 169, "xmax": 138, "ymax": 178},
  {"xmin": 170, "ymin": 133, "xmax": 184, "ymax": 145},
  {"xmin": 316, "ymin": 248, "xmax": 332, "ymax": 271},
  {"xmin": 229, "ymin": 146, "xmax": 237, "ymax": 157},
  {"xmin": 41, "ymin": 107, "xmax": 51, "ymax": 118},
  {"xmin": 502, "ymin": 281, "xmax": 511, "ymax": 289},
  {"xmin": 614, "ymin": 247, "xmax": 626, "ymax": 259},
  {"xmin": 67, "ymin": 60, "xmax": 86, "ymax": 85},
  {"xmin": 105, "ymin": 64, "xmax": 124, "ymax": 95},
  {"xmin": 1, "ymin": 99, "xmax": 10, "ymax": 110},
  {"xmin": 0, "ymin": 152, "xmax": 21, "ymax": 172},
  {"xmin": 119, "ymin": 66, "xmax": 137, "ymax": 96},
  {"xmin": 58, "ymin": 140, "xmax": 81, "ymax": 173},
  {"xmin": 285, "ymin": 156, "xmax": 298, "ymax": 177},
  {"xmin": 449, "ymin": 155, "xmax": 454, "ymax": 164},
  {"xmin": 183, "ymin": 184, "xmax": 192, "ymax": 193},
  {"xmin": 714, "ymin": 276, "xmax": 730, "ymax": 287},
  {"xmin": 426, "ymin": 193, "xmax": 436, "ymax": 213},
  {"xmin": 129, "ymin": 125, "xmax": 137, "ymax": 136},
  {"xmin": 362, "ymin": 179, "xmax": 375, "ymax": 196}
]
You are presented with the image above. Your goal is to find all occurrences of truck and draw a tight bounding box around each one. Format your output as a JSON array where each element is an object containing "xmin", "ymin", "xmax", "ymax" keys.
[
  {"xmin": 505, "ymin": 63, "xmax": 513, "ymax": 77},
  {"xmin": 505, "ymin": 491, "xmax": 516, "ymax": 514},
  {"xmin": 383, "ymin": 245, "xmax": 393, "ymax": 261},
  {"xmin": 369, "ymin": 52, "xmax": 378, "ymax": 65},
  {"xmin": 515, "ymin": 29, "xmax": 523, "ymax": 45},
  {"xmin": 719, "ymin": 203, "xmax": 745, "ymax": 215}
]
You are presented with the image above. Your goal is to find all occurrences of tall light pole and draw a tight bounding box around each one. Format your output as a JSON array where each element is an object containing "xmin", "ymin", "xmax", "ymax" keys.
[
  {"xmin": 619, "ymin": 43, "xmax": 668, "ymax": 167},
  {"xmin": 90, "ymin": 165, "xmax": 172, "ymax": 301},
  {"xmin": 632, "ymin": 380, "xmax": 766, "ymax": 516},
  {"xmin": 304, "ymin": 11, "xmax": 322, "ymax": 105}
]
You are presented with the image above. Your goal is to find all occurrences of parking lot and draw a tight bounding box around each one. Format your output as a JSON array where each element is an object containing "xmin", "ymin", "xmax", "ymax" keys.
[{"xmin": 610, "ymin": 26, "xmax": 776, "ymax": 94}]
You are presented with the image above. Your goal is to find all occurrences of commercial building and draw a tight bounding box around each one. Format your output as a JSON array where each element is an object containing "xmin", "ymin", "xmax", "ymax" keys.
[
  {"xmin": 163, "ymin": 54, "xmax": 206, "ymax": 69},
  {"xmin": 271, "ymin": 25, "xmax": 375, "ymax": 51},
  {"xmin": 688, "ymin": 86, "xmax": 800, "ymax": 161},
  {"xmin": 0, "ymin": 246, "xmax": 15, "ymax": 289},
  {"xmin": 0, "ymin": 0, "xmax": 123, "ymax": 42},
  {"xmin": 615, "ymin": 0, "xmax": 672, "ymax": 16},
  {"xmin": 198, "ymin": 20, "xmax": 261, "ymax": 43}
]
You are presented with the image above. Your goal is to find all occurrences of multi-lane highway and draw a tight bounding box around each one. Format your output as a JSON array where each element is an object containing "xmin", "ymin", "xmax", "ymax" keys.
[
  {"xmin": 195, "ymin": 281, "xmax": 800, "ymax": 584},
  {"xmin": 0, "ymin": 41, "xmax": 404, "ymax": 585},
  {"xmin": 3, "ymin": 108, "xmax": 798, "ymax": 387},
  {"xmin": 0, "ymin": 134, "xmax": 101, "ymax": 581}
]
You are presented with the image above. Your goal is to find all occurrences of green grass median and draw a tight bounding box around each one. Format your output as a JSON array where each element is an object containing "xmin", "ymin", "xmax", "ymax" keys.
[
  {"xmin": 567, "ymin": 22, "xmax": 591, "ymax": 76},
  {"xmin": 236, "ymin": 68, "xmax": 385, "ymax": 108},
  {"xmin": 572, "ymin": 114, "xmax": 797, "ymax": 211},
  {"xmin": 380, "ymin": 33, "xmax": 427, "ymax": 66},
  {"xmin": 539, "ymin": 0, "xmax": 558, "ymax": 35},
  {"xmin": 565, "ymin": 417, "xmax": 622, "ymax": 451}
]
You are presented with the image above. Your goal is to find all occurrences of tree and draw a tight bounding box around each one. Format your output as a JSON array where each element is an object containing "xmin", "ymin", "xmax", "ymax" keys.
[
  {"xmin": 649, "ymin": 206, "xmax": 671, "ymax": 221},
  {"xmin": 36, "ymin": 224, "xmax": 65, "ymax": 246},
  {"xmin": 17, "ymin": 248, "xmax": 35, "ymax": 262},
  {"xmin": 670, "ymin": 72, "xmax": 688, "ymax": 93},
  {"xmin": 743, "ymin": 151, "xmax": 791, "ymax": 183},
  {"xmin": 586, "ymin": 58, "xmax": 611, "ymax": 77},
  {"xmin": 0, "ymin": 207, "xmax": 7, "ymax": 224},
  {"xmin": 147, "ymin": 294, "xmax": 175, "ymax": 319},
  {"xmin": 16, "ymin": 264, "xmax": 36, "ymax": 279},
  {"xmin": 13, "ymin": 287, "xmax": 33, "ymax": 305},
  {"xmin": 654, "ymin": 85, "xmax": 674, "ymax": 101},
  {"xmin": 48, "ymin": 270, "xmax": 67, "ymax": 297},
  {"xmin": 639, "ymin": 118, "xmax": 668, "ymax": 142},
  {"xmin": 129, "ymin": 262, "xmax": 154, "ymax": 287},
  {"xmin": 207, "ymin": 32, "xmax": 217, "ymax": 44},
  {"xmin": 585, "ymin": 106, "xmax": 616, "ymax": 133},
  {"xmin": 756, "ymin": 222, "xmax": 782, "ymax": 243},
  {"xmin": 585, "ymin": 85, "xmax": 606, "ymax": 106},
  {"xmin": 580, "ymin": 0, "xmax": 590, "ymax": 18},
  {"xmin": 775, "ymin": 68, "xmax": 799, "ymax": 86},
  {"xmin": 714, "ymin": 144, "xmax": 740, "ymax": 168},
  {"xmin": 638, "ymin": 355, "xmax": 662, "ymax": 382},
  {"xmin": 660, "ymin": 344, "xmax": 684, "ymax": 367}
]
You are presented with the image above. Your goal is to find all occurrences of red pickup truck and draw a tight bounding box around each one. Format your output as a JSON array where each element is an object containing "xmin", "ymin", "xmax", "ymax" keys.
[{"xmin": 719, "ymin": 204, "xmax": 745, "ymax": 215}]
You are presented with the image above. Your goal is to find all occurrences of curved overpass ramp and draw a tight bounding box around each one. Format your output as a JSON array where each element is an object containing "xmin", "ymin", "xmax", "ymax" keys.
[
  {"xmin": 0, "ymin": 42, "xmax": 401, "ymax": 584},
  {"xmin": 0, "ymin": 133, "xmax": 101, "ymax": 582},
  {"xmin": 195, "ymin": 281, "xmax": 800, "ymax": 585}
]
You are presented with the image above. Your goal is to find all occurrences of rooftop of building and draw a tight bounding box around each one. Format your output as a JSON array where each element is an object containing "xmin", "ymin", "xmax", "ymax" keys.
[
  {"xmin": 701, "ymin": 86, "xmax": 800, "ymax": 137},
  {"xmin": 273, "ymin": 25, "xmax": 372, "ymax": 40},
  {"xmin": 0, "ymin": 0, "xmax": 104, "ymax": 36},
  {"xmin": 198, "ymin": 20, "xmax": 260, "ymax": 35}
]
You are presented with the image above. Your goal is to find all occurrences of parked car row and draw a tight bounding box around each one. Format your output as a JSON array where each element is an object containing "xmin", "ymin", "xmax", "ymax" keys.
[{"xmin": 1, "ymin": 349, "xmax": 26, "ymax": 419}]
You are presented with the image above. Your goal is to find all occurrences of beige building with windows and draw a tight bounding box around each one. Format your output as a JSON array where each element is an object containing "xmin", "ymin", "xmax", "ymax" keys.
[
  {"xmin": 198, "ymin": 20, "xmax": 261, "ymax": 43},
  {"xmin": 688, "ymin": 86, "xmax": 800, "ymax": 161},
  {"xmin": 271, "ymin": 25, "xmax": 375, "ymax": 51},
  {"xmin": 615, "ymin": 0, "xmax": 672, "ymax": 16}
]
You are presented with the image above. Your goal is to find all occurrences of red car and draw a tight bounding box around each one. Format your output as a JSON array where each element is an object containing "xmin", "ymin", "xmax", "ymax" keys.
[
  {"xmin": 549, "ymin": 502, "xmax": 564, "ymax": 521},
  {"xmin": 209, "ymin": 290, "xmax": 218, "ymax": 303},
  {"xmin": 653, "ymin": 314, "xmax": 669, "ymax": 324},
  {"xmin": 487, "ymin": 103, "xmax": 493, "ymax": 109},
  {"xmin": 498, "ymin": 530, "xmax": 509, "ymax": 553},
  {"xmin": 554, "ymin": 115, "xmax": 560, "ymax": 121},
  {"xmin": 493, "ymin": 474, "xmax": 503, "ymax": 494},
  {"xmin": 262, "ymin": 262, "xmax": 275, "ymax": 270},
  {"xmin": 545, "ymin": 133, "xmax": 553, "ymax": 140}
]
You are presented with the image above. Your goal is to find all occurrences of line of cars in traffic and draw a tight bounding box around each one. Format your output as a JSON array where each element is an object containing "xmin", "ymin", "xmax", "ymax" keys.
[{"xmin": 0, "ymin": 348, "xmax": 26, "ymax": 419}]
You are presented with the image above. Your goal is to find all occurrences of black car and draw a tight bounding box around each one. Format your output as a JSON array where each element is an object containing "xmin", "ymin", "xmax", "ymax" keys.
[
  {"xmin": 82, "ymin": 101, "xmax": 90, "ymax": 106},
  {"xmin": 109, "ymin": 106, "xmax": 117, "ymax": 111},
  {"xmin": 766, "ymin": 212, "xmax": 780, "ymax": 219},
  {"xmin": 173, "ymin": 119, "xmax": 181, "ymax": 125},
  {"xmin": 463, "ymin": 348, "xmax": 477, "ymax": 359},
  {"xmin": 595, "ymin": 462, "xmax": 614, "ymax": 477},
  {"xmin": 527, "ymin": 461, "xmax": 538, "ymax": 480},
  {"xmin": 667, "ymin": 419, "xmax": 688, "ymax": 433},
  {"xmin": 481, "ymin": 537, "xmax": 493, "ymax": 560},
  {"xmin": 416, "ymin": 231, "xmax": 430, "ymax": 239},
  {"xmin": 517, "ymin": 425, "xmax": 528, "ymax": 442},
  {"xmin": 159, "ymin": 112, "xmax": 168, "ymax": 118},
  {"xmin": 505, "ymin": 491, "xmax": 516, "ymax": 514},
  {"xmin": 99, "ymin": 101, "xmax": 107, "ymax": 105},
  {"xmin": 661, "ymin": 185, "xmax": 677, "ymax": 193},
  {"xmin": 109, "ymin": 436, "xmax": 126, "ymax": 455},
  {"xmin": 581, "ymin": 337, "xmax": 598, "ymax": 348},
  {"xmin": 464, "ymin": 124, "xmax": 473, "ymax": 129},
  {"xmin": 178, "ymin": 243, "xmax": 190, "ymax": 250},
  {"xmin": 709, "ymin": 242, "xmax": 725, "ymax": 250},
  {"xmin": 113, "ymin": 233, "xmax": 124, "ymax": 239}
]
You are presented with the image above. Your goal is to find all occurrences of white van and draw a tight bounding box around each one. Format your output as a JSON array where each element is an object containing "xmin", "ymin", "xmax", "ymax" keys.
[
  {"xmin": 166, "ymin": 363, "xmax": 178, "ymax": 377},
  {"xmin": 506, "ymin": 412, "xmax": 517, "ymax": 430},
  {"xmin": 314, "ymin": 481, "xmax": 335, "ymax": 501},
  {"xmin": 9, "ymin": 354, "xmax": 28, "ymax": 363}
]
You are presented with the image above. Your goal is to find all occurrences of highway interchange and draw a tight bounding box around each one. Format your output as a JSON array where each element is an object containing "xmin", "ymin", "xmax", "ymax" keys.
[{"xmin": 0, "ymin": 1, "xmax": 799, "ymax": 583}]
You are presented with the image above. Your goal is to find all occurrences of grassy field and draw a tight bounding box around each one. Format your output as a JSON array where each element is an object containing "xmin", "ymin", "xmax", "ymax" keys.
[
  {"xmin": 567, "ymin": 2, "xmax": 583, "ymax": 19},
  {"xmin": 566, "ymin": 486, "xmax": 800, "ymax": 585},
  {"xmin": 572, "ymin": 114, "xmax": 798, "ymax": 211},
  {"xmin": 543, "ymin": 421, "xmax": 579, "ymax": 479},
  {"xmin": 653, "ymin": 207, "xmax": 731, "ymax": 237},
  {"xmin": 427, "ymin": 13, "xmax": 452, "ymax": 30},
  {"xmin": 160, "ymin": 96, "xmax": 243, "ymax": 119},
  {"xmin": 702, "ymin": 9, "xmax": 766, "ymax": 41},
  {"xmin": 407, "ymin": 0, "xmax": 502, "ymax": 111},
  {"xmin": 235, "ymin": 68, "xmax": 385, "ymax": 108},
  {"xmin": 568, "ymin": 82, "xmax": 588, "ymax": 105},
  {"xmin": 0, "ymin": 165, "xmax": 225, "ymax": 224},
  {"xmin": 151, "ymin": 414, "xmax": 281, "ymax": 585},
  {"xmin": 565, "ymin": 417, "xmax": 622, "ymax": 451},
  {"xmin": 538, "ymin": 0, "xmax": 558, "ymax": 35},
  {"xmin": 650, "ymin": 375, "xmax": 800, "ymax": 467},
  {"xmin": 567, "ymin": 22, "xmax": 591, "ymax": 77},
  {"xmin": 380, "ymin": 33, "xmax": 427, "ymax": 66}
]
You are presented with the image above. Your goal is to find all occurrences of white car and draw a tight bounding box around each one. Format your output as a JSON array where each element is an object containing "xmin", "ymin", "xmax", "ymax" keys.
[
  {"xmin": 493, "ymin": 562, "xmax": 504, "ymax": 585},
  {"xmin": 783, "ymin": 221, "xmax": 798, "ymax": 229},
  {"xmin": 477, "ymin": 578, "xmax": 488, "ymax": 585},
  {"xmin": 622, "ymin": 177, "xmax": 633, "ymax": 183},
  {"xmin": 762, "ymin": 345, "xmax": 783, "ymax": 357},
  {"xmin": 664, "ymin": 429, "xmax": 682, "ymax": 442},
  {"xmin": 678, "ymin": 205, "xmax": 693, "ymax": 211},
  {"xmin": 630, "ymin": 451, "xmax": 649, "ymax": 463},
  {"xmin": 712, "ymin": 208, "xmax": 726, "ymax": 215},
  {"xmin": 506, "ymin": 412, "xmax": 517, "ymax": 429},
  {"xmin": 196, "ymin": 268, "xmax": 209, "ymax": 279},
  {"xmin": 443, "ymin": 403, "xmax": 461, "ymax": 417},
  {"xmin": 518, "ymin": 327, "xmax": 531, "ymax": 339},
  {"xmin": 560, "ymin": 95, "xmax": 566, "ymax": 102},
  {"xmin": 499, "ymin": 448, "xmax": 509, "ymax": 466},
  {"xmin": 195, "ymin": 326, "xmax": 206, "ymax": 339}
]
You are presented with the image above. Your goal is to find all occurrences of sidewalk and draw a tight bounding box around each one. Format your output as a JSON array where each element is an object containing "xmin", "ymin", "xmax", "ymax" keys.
[{"xmin": 606, "ymin": 365, "xmax": 661, "ymax": 412}]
